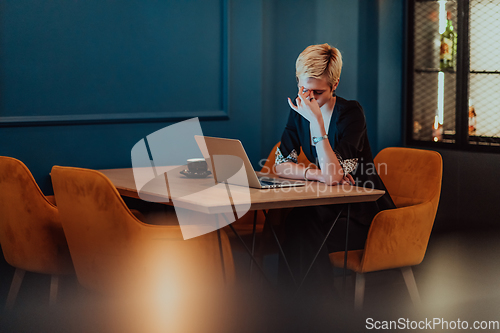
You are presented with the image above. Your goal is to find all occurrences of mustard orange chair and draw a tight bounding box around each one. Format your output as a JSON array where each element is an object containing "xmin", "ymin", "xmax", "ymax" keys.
[
  {"xmin": 51, "ymin": 166, "xmax": 235, "ymax": 296},
  {"xmin": 0, "ymin": 157, "xmax": 74, "ymax": 309},
  {"xmin": 329, "ymin": 147, "xmax": 443, "ymax": 309}
]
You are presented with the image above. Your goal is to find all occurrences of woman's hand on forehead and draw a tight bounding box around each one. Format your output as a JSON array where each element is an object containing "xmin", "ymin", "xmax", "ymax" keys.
[{"xmin": 287, "ymin": 86, "xmax": 322, "ymax": 124}]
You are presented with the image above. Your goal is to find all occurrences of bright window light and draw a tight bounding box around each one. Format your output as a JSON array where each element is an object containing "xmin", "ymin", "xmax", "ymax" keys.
[
  {"xmin": 439, "ymin": 1, "xmax": 447, "ymax": 34},
  {"xmin": 438, "ymin": 71, "xmax": 444, "ymax": 125}
]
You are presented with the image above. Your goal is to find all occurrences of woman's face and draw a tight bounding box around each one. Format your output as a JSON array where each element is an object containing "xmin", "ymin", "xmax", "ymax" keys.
[{"xmin": 297, "ymin": 76, "xmax": 338, "ymax": 108}]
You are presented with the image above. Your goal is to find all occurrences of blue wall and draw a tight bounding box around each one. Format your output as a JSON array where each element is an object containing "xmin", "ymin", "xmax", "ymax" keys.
[
  {"xmin": 0, "ymin": 0, "xmax": 404, "ymax": 194},
  {"xmin": 261, "ymin": 0, "xmax": 404, "ymax": 155}
]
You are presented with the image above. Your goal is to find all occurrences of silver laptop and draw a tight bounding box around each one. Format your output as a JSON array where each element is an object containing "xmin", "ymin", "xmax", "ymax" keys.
[{"xmin": 194, "ymin": 135, "xmax": 305, "ymax": 189}]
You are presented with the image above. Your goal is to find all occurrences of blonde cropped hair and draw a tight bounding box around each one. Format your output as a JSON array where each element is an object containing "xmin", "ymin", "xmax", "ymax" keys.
[{"xmin": 296, "ymin": 43, "xmax": 342, "ymax": 88}]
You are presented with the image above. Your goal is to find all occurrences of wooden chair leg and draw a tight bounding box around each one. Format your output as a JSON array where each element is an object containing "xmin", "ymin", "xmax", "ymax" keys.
[
  {"xmin": 49, "ymin": 275, "xmax": 59, "ymax": 307},
  {"xmin": 401, "ymin": 266, "xmax": 421, "ymax": 307},
  {"xmin": 351, "ymin": 271, "xmax": 356, "ymax": 288},
  {"xmin": 354, "ymin": 272, "xmax": 365, "ymax": 310},
  {"xmin": 5, "ymin": 268, "xmax": 25, "ymax": 310}
]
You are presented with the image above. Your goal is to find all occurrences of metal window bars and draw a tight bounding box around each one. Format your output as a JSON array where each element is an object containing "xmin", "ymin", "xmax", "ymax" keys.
[{"xmin": 407, "ymin": 0, "xmax": 500, "ymax": 150}]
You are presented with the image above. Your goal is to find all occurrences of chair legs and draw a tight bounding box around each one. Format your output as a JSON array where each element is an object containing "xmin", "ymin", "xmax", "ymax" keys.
[
  {"xmin": 401, "ymin": 266, "xmax": 421, "ymax": 307},
  {"xmin": 5, "ymin": 269, "xmax": 61, "ymax": 310},
  {"xmin": 5, "ymin": 268, "xmax": 25, "ymax": 310},
  {"xmin": 352, "ymin": 267, "xmax": 420, "ymax": 310},
  {"xmin": 354, "ymin": 272, "xmax": 365, "ymax": 310},
  {"xmin": 49, "ymin": 275, "xmax": 59, "ymax": 306}
]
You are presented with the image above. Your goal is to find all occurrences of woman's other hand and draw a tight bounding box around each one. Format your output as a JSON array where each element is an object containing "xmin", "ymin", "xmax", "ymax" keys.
[
  {"xmin": 344, "ymin": 173, "xmax": 355, "ymax": 185},
  {"xmin": 336, "ymin": 174, "xmax": 355, "ymax": 186}
]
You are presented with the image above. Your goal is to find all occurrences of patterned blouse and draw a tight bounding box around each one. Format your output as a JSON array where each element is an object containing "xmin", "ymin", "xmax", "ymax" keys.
[{"xmin": 275, "ymin": 146, "xmax": 358, "ymax": 177}]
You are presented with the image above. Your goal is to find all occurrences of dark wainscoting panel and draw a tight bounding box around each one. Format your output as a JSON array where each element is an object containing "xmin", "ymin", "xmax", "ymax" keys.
[{"xmin": 0, "ymin": 0, "xmax": 230, "ymax": 126}]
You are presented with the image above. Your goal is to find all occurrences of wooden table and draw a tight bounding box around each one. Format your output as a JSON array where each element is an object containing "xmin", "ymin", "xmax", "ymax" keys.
[
  {"xmin": 99, "ymin": 167, "xmax": 385, "ymax": 290},
  {"xmin": 99, "ymin": 167, "xmax": 384, "ymax": 213}
]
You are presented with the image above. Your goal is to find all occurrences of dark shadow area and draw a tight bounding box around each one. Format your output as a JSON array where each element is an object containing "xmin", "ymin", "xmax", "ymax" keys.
[{"xmin": 2, "ymin": 224, "xmax": 500, "ymax": 332}]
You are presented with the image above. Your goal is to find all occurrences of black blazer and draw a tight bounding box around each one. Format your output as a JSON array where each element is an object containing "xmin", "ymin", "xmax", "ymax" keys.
[{"xmin": 277, "ymin": 96, "xmax": 395, "ymax": 225}]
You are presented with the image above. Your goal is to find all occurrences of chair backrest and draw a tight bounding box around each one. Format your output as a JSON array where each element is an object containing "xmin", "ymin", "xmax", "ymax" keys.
[
  {"xmin": 374, "ymin": 147, "xmax": 443, "ymax": 210},
  {"xmin": 260, "ymin": 142, "xmax": 318, "ymax": 174},
  {"xmin": 51, "ymin": 166, "xmax": 234, "ymax": 294},
  {"xmin": 359, "ymin": 148, "xmax": 443, "ymax": 272},
  {"xmin": 0, "ymin": 156, "xmax": 73, "ymax": 275}
]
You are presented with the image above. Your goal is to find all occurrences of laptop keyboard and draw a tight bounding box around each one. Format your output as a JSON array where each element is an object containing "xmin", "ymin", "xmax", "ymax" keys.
[
  {"xmin": 259, "ymin": 177, "xmax": 290, "ymax": 187},
  {"xmin": 259, "ymin": 180, "xmax": 280, "ymax": 186},
  {"xmin": 258, "ymin": 176, "xmax": 304, "ymax": 188}
]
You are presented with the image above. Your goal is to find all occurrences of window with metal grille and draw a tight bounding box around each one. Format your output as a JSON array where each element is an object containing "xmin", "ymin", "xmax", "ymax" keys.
[{"xmin": 406, "ymin": 0, "xmax": 500, "ymax": 151}]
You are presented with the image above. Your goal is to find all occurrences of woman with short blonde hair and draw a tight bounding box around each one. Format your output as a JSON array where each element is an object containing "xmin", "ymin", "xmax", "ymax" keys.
[
  {"xmin": 295, "ymin": 43, "xmax": 342, "ymax": 89},
  {"xmin": 275, "ymin": 43, "xmax": 395, "ymax": 294}
]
